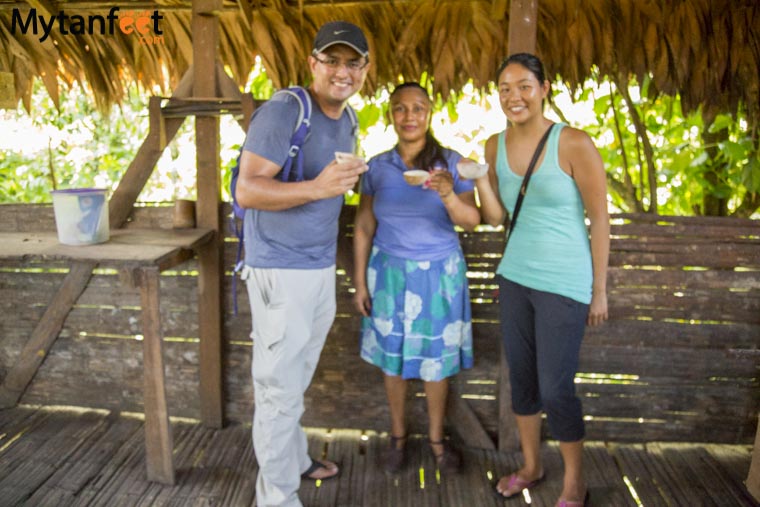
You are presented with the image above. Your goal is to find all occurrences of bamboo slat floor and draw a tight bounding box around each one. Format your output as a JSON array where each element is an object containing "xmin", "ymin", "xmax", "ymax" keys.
[{"xmin": 0, "ymin": 405, "xmax": 755, "ymax": 507}]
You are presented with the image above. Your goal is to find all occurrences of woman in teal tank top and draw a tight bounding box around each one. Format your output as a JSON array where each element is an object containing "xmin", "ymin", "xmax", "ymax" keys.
[{"xmin": 475, "ymin": 53, "xmax": 610, "ymax": 507}]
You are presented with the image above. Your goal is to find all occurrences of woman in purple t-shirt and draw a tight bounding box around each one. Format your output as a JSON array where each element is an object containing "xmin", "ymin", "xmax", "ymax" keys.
[{"xmin": 352, "ymin": 82, "xmax": 480, "ymax": 475}]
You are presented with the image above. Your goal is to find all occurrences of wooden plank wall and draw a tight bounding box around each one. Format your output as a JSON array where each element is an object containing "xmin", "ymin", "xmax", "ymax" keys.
[{"xmin": 1, "ymin": 204, "xmax": 758, "ymax": 444}]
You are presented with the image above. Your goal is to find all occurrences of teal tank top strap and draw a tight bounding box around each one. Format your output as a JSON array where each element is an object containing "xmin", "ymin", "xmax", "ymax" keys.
[
  {"xmin": 496, "ymin": 130, "xmax": 509, "ymax": 176},
  {"xmin": 495, "ymin": 129, "xmax": 508, "ymax": 180},
  {"xmin": 543, "ymin": 123, "xmax": 566, "ymax": 169},
  {"xmin": 495, "ymin": 124, "xmax": 566, "ymax": 180}
]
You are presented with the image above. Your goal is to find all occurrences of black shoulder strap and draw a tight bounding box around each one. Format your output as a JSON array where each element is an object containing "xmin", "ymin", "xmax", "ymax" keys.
[{"xmin": 505, "ymin": 123, "xmax": 555, "ymax": 248}]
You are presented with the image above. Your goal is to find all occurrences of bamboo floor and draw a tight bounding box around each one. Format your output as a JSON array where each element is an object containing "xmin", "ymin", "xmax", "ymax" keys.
[{"xmin": 0, "ymin": 405, "xmax": 755, "ymax": 507}]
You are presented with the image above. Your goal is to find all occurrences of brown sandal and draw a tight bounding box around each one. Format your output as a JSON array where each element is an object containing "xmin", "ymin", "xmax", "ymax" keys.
[
  {"xmin": 383, "ymin": 434, "xmax": 407, "ymax": 474},
  {"xmin": 429, "ymin": 439, "xmax": 461, "ymax": 474}
]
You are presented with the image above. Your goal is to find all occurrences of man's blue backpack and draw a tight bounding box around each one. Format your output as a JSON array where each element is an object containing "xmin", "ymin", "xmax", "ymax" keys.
[{"xmin": 229, "ymin": 86, "xmax": 357, "ymax": 313}]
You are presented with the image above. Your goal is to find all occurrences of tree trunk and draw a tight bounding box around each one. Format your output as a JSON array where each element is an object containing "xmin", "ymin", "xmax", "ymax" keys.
[
  {"xmin": 610, "ymin": 85, "xmax": 643, "ymax": 212},
  {"xmin": 617, "ymin": 76, "xmax": 658, "ymax": 214},
  {"xmin": 701, "ymin": 109, "xmax": 730, "ymax": 217}
]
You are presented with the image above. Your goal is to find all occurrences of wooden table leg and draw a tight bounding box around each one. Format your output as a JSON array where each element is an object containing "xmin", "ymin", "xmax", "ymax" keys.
[
  {"xmin": 197, "ymin": 239, "xmax": 223, "ymax": 429},
  {"xmin": 137, "ymin": 266, "xmax": 175, "ymax": 484}
]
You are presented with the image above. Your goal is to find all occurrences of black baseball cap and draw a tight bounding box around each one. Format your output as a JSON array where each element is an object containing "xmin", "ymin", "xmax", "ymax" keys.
[{"xmin": 313, "ymin": 21, "xmax": 369, "ymax": 58}]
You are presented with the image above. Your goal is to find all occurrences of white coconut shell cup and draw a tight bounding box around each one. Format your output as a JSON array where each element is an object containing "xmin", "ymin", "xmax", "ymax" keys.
[
  {"xmin": 335, "ymin": 151, "xmax": 366, "ymax": 164},
  {"xmin": 402, "ymin": 170, "xmax": 431, "ymax": 186},
  {"xmin": 456, "ymin": 160, "xmax": 489, "ymax": 179}
]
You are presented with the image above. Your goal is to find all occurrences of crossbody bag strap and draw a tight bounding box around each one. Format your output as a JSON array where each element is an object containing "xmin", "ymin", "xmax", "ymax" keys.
[{"xmin": 505, "ymin": 123, "xmax": 555, "ymax": 248}]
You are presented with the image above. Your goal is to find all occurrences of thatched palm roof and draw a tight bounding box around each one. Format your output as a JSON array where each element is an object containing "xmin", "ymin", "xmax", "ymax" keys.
[{"xmin": 1, "ymin": 0, "xmax": 758, "ymax": 122}]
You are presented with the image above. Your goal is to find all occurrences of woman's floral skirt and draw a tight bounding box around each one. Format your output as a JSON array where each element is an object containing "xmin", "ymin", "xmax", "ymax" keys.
[{"xmin": 360, "ymin": 246, "xmax": 474, "ymax": 381}]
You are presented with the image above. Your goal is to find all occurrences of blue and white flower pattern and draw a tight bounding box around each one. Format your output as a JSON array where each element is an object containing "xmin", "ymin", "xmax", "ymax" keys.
[{"xmin": 359, "ymin": 248, "xmax": 474, "ymax": 380}]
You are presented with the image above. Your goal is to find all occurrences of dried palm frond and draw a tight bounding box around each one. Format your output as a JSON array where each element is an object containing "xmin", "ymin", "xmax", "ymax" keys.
[{"xmin": 0, "ymin": 0, "xmax": 755, "ymax": 127}]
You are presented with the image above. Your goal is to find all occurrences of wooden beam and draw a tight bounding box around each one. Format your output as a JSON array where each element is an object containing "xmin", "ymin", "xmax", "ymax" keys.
[
  {"xmin": 0, "ymin": 260, "xmax": 96, "ymax": 408},
  {"xmin": 215, "ymin": 61, "xmax": 242, "ymax": 100},
  {"xmin": 193, "ymin": 0, "xmax": 224, "ymax": 430},
  {"xmin": 108, "ymin": 116, "xmax": 184, "ymax": 229},
  {"xmin": 748, "ymin": 414, "xmax": 760, "ymax": 501},
  {"xmin": 137, "ymin": 266, "xmax": 175, "ymax": 484},
  {"xmin": 148, "ymin": 96, "xmax": 166, "ymax": 151},
  {"xmin": 160, "ymin": 98, "xmax": 245, "ymax": 118},
  {"xmin": 2, "ymin": 0, "xmax": 494, "ymax": 12},
  {"xmin": 171, "ymin": 64, "xmax": 196, "ymax": 98},
  {"xmin": 507, "ymin": 0, "xmax": 538, "ymax": 55},
  {"xmin": 497, "ymin": 0, "xmax": 538, "ymax": 450},
  {"xmin": 214, "ymin": 62, "xmax": 260, "ymax": 131},
  {"xmin": 446, "ymin": 387, "xmax": 495, "ymax": 450},
  {"xmin": 240, "ymin": 94, "xmax": 259, "ymax": 132},
  {"xmin": 108, "ymin": 67, "xmax": 195, "ymax": 229}
]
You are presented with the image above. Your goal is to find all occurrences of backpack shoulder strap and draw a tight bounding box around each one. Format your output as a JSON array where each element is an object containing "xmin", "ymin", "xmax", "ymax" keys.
[
  {"xmin": 345, "ymin": 104, "xmax": 358, "ymax": 134},
  {"xmin": 345, "ymin": 104, "xmax": 358, "ymax": 149},
  {"xmin": 289, "ymin": 85, "xmax": 312, "ymax": 123},
  {"xmin": 276, "ymin": 86, "xmax": 311, "ymax": 182}
]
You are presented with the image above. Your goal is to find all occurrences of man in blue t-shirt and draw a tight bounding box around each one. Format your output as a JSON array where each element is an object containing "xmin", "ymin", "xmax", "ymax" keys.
[{"xmin": 235, "ymin": 21, "xmax": 369, "ymax": 507}]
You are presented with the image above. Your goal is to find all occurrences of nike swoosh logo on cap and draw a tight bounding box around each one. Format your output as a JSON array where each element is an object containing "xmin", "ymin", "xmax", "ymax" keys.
[{"xmin": 333, "ymin": 30, "xmax": 348, "ymax": 35}]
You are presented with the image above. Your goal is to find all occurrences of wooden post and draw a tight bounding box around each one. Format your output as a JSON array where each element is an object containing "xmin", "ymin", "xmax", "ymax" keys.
[
  {"xmin": 148, "ymin": 96, "xmax": 166, "ymax": 151},
  {"xmin": 0, "ymin": 261, "xmax": 96, "ymax": 408},
  {"xmin": 240, "ymin": 94, "xmax": 257, "ymax": 132},
  {"xmin": 507, "ymin": 0, "xmax": 539, "ymax": 55},
  {"xmin": 446, "ymin": 386, "xmax": 495, "ymax": 450},
  {"xmin": 496, "ymin": 0, "xmax": 540, "ymax": 452},
  {"xmin": 748, "ymin": 414, "xmax": 760, "ymax": 501},
  {"xmin": 193, "ymin": 0, "xmax": 224, "ymax": 429},
  {"xmin": 137, "ymin": 266, "xmax": 175, "ymax": 484}
]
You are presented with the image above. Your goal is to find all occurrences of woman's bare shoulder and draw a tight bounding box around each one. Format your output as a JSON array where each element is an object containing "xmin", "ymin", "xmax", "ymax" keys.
[{"xmin": 559, "ymin": 125, "xmax": 596, "ymax": 151}]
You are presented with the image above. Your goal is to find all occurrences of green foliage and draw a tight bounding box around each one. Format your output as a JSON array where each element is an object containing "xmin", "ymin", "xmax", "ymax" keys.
[
  {"xmin": 247, "ymin": 60, "xmax": 276, "ymax": 99},
  {"xmin": 355, "ymin": 98, "xmax": 383, "ymax": 137},
  {"xmin": 579, "ymin": 73, "xmax": 758, "ymax": 217},
  {"xmin": 220, "ymin": 143, "xmax": 241, "ymax": 203},
  {"xmin": 1, "ymin": 81, "xmax": 148, "ymax": 203}
]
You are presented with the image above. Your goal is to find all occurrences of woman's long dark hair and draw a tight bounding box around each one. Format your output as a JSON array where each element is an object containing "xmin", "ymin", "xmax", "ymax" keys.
[{"xmin": 390, "ymin": 82, "xmax": 448, "ymax": 171}]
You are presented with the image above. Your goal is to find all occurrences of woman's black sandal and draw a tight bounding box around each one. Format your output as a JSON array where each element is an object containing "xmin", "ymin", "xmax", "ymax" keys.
[
  {"xmin": 383, "ymin": 434, "xmax": 407, "ymax": 473},
  {"xmin": 429, "ymin": 439, "xmax": 461, "ymax": 474}
]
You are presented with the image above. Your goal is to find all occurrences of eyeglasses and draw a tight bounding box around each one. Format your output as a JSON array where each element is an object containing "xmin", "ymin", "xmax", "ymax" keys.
[{"xmin": 313, "ymin": 54, "xmax": 369, "ymax": 72}]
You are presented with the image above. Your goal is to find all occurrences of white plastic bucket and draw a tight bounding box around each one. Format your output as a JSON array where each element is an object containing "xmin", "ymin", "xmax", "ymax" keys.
[{"xmin": 51, "ymin": 188, "xmax": 109, "ymax": 245}]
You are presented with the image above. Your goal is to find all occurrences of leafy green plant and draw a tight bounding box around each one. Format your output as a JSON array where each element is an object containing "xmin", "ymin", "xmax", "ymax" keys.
[{"xmin": 578, "ymin": 72, "xmax": 758, "ymax": 217}]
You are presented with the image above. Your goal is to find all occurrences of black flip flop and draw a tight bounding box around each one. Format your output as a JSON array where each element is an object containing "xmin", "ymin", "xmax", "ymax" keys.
[{"xmin": 301, "ymin": 458, "xmax": 339, "ymax": 481}]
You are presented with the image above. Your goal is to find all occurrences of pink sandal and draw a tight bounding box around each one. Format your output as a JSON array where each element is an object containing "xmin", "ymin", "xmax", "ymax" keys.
[{"xmin": 492, "ymin": 471, "xmax": 546, "ymax": 499}]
